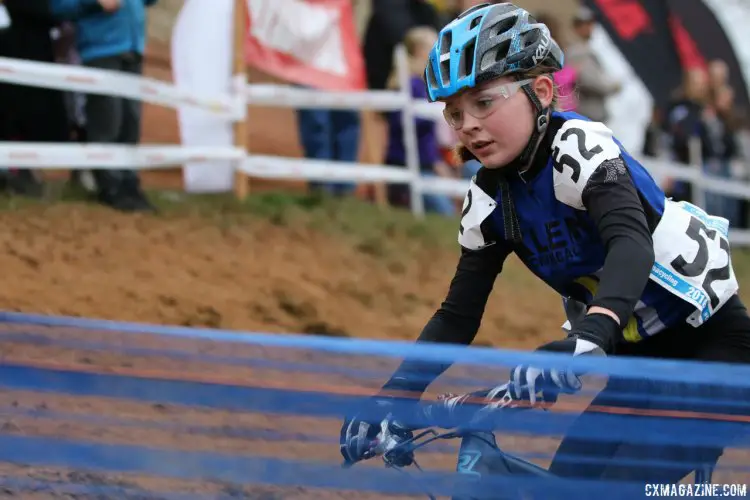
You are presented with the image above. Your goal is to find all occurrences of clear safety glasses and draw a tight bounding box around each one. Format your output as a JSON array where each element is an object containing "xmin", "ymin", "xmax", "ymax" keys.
[{"xmin": 442, "ymin": 79, "xmax": 535, "ymax": 130}]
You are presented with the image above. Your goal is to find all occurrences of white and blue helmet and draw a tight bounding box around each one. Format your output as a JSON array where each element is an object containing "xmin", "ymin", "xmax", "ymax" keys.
[{"xmin": 424, "ymin": 2, "xmax": 564, "ymax": 102}]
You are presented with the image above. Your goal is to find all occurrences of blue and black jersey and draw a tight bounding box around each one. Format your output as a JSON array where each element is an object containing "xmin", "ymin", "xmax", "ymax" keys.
[{"xmin": 382, "ymin": 111, "xmax": 738, "ymax": 395}]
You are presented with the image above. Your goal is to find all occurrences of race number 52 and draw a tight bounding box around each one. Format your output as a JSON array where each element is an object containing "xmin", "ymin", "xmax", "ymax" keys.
[{"xmin": 670, "ymin": 216, "xmax": 731, "ymax": 310}]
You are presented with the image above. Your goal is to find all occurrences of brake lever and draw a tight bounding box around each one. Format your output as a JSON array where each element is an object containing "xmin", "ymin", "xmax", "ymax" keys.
[{"xmin": 381, "ymin": 428, "xmax": 438, "ymax": 467}]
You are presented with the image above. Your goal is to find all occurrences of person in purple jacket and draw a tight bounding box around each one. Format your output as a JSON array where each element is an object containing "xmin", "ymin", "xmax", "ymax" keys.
[{"xmin": 384, "ymin": 26, "xmax": 457, "ymax": 216}]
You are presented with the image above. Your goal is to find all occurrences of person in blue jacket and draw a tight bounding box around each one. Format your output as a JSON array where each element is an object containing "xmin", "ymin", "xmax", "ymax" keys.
[
  {"xmin": 50, "ymin": 0, "xmax": 158, "ymax": 212},
  {"xmin": 340, "ymin": 2, "xmax": 750, "ymax": 484}
]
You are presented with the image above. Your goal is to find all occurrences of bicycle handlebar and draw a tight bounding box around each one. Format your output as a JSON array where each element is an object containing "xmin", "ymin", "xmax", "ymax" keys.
[{"xmin": 366, "ymin": 383, "xmax": 520, "ymax": 463}]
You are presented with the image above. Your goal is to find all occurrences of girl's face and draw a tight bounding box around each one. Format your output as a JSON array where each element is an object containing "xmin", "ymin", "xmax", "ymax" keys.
[{"xmin": 443, "ymin": 76, "xmax": 554, "ymax": 168}]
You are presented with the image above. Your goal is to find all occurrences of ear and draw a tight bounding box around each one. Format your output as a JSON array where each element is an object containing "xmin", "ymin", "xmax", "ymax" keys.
[{"xmin": 533, "ymin": 75, "xmax": 555, "ymax": 109}]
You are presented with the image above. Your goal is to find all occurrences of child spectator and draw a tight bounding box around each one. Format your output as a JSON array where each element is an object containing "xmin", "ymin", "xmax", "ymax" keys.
[
  {"xmin": 50, "ymin": 0, "xmax": 158, "ymax": 212},
  {"xmin": 384, "ymin": 26, "xmax": 456, "ymax": 216}
]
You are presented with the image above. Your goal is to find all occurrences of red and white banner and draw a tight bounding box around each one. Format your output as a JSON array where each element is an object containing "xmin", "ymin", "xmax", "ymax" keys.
[
  {"xmin": 244, "ymin": 0, "xmax": 366, "ymax": 91},
  {"xmin": 171, "ymin": 0, "xmax": 366, "ymax": 192}
]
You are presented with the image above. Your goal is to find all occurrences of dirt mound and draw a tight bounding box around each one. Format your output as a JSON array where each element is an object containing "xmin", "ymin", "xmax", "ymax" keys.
[
  {"xmin": 0, "ymin": 194, "xmax": 568, "ymax": 498},
  {"xmin": 0, "ymin": 197, "xmax": 560, "ymax": 349}
]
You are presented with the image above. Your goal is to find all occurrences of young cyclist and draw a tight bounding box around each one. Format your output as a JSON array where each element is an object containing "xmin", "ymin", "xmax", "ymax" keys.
[{"xmin": 340, "ymin": 2, "xmax": 750, "ymax": 483}]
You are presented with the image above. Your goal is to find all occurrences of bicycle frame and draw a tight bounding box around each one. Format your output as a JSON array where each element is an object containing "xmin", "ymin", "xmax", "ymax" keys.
[
  {"xmin": 376, "ymin": 427, "xmax": 715, "ymax": 500},
  {"xmin": 375, "ymin": 428, "xmax": 553, "ymax": 500},
  {"xmin": 348, "ymin": 384, "xmax": 718, "ymax": 498}
]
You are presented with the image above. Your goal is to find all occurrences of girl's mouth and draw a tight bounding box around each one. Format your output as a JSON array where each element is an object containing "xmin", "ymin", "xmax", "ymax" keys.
[{"xmin": 471, "ymin": 140, "xmax": 494, "ymax": 153}]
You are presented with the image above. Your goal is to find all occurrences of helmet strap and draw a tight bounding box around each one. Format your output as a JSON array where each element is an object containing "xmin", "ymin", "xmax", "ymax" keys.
[{"xmin": 517, "ymin": 82, "xmax": 549, "ymax": 170}]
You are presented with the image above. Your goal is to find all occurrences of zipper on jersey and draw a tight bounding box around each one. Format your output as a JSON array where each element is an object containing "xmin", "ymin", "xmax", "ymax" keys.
[
  {"xmin": 517, "ymin": 169, "xmax": 543, "ymax": 206},
  {"xmin": 523, "ymin": 179, "xmax": 544, "ymax": 208}
]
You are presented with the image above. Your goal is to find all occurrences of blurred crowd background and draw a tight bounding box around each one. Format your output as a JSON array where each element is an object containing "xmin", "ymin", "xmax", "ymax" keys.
[{"xmin": 1, "ymin": 0, "xmax": 749, "ymax": 229}]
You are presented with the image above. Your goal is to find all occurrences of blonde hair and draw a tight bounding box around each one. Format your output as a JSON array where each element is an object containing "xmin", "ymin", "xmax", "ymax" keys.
[
  {"xmin": 454, "ymin": 68, "xmax": 561, "ymax": 163},
  {"xmin": 387, "ymin": 26, "xmax": 438, "ymax": 90}
]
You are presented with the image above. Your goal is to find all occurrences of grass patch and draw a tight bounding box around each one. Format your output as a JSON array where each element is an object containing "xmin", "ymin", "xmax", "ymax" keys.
[
  {"xmin": 0, "ymin": 182, "xmax": 461, "ymax": 265},
  {"xmin": 5, "ymin": 183, "xmax": 750, "ymax": 304},
  {"xmin": 148, "ymin": 189, "xmax": 461, "ymax": 258}
]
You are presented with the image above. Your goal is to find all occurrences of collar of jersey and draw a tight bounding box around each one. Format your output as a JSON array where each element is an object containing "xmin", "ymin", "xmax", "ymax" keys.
[{"xmin": 503, "ymin": 116, "xmax": 557, "ymax": 184}]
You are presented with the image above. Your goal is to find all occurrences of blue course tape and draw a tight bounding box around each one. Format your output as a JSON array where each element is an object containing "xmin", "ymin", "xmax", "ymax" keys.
[
  {"xmin": 3, "ymin": 311, "xmax": 750, "ymax": 386},
  {"xmin": 5, "ymin": 330, "xmax": 750, "ymax": 413},
  {"xmin": 0, "ymin": 404, "xmax": 333, "ymax": 444},
  {"xmin": 0, "ymin": 434, "xmax": 653, "ymax": 499},
  {"xmin": 0, "ymin": 329, "xmax": 486, "ymax": 388},
  {"xmin": 0, "ymin": 476, "xmax": 230, "ymax": 500},
  {"xmin": 3, "ymin": 405, "xmax": 749, "ymax": 474},
  {"xmin": 1, "ymin": 363, "xmax": 748, "ymax": 448}
]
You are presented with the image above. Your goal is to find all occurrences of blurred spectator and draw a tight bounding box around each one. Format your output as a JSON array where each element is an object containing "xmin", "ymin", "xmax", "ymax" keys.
[
  {"xmin": 293, "ymin": 0, "xmax": 366, "ymax": 198},
  {"xmin": 663, "ymin": 68, "xmax": 710, "ymax": 202},
  {"xmin": 642, "ymin": 105, "xmax": 670, "ymax": 159},
  {"xmin": 0, "ymin": 0, "xmax": 71, "ymax": 197},
  {"xmin": 534, "ymin": 12, "xmax": 578, "ymax": 113},
  {"xmin": 295, "ymin": 103, "xmax": 360, "ymax": 197},
  {"xmin": 295, "ymin": 90, "xmax": 360, "ymax": 197},
  {"xmin": 666, "ymin": 69, "xmax": 709, "ymax": 161},
  {"xmin": 50, "ymin": 0, "xmax": 157, "ymax": 212},
  {"xmin": 363, "ymin": 0, "xmax": 442, "ymax": 92},
  {"xmin": 736, "ymin": 116, "xmax": 750, "ymax": 229},
  {"xmin": 384, "ymin": 26, "xmax": 456, "ymax": 216},
  {"xmin": 708, "ymin": 59, "xmax": 729, "ymax": 94},
  {"xmin": 566, "ymin": 6, "xmax": 621, "ymax": 123},
  {"xmin": 361, "ymin": 0, "xmax": 443, "ymax": 206},
  {"xmin": 51, "ymin": 21, "xmax": 97, "ymax": 193},
  {"xmin": 52, "ymin": 22, "xmax": 86, "ymax": 143},
  {"xmin": 703, "ymin": 67, "xmax": 741, "ymax": 223}
]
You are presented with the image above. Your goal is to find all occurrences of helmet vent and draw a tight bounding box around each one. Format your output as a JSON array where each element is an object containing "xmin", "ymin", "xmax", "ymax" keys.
[
  {"xmin": 458, "ymin": 39, "xmax": 476, "ymax": 79},
  {"xmin": 479, "ymin": 37, "xmax": 510, "ymax": 72},
  {"xmin": 521, "ymin": 28, "xmax": 539, "ymax": 48},
  {"xmin": 439, "ymin": 30, "xmax": 453, "ymax": 85},
  {"xmin": 489, "ymin": 15, "xmax": 518, "ymax": 38},
  {"xmin": 495, "ymin": 38, "xmax": 512, "ymax": 62},
  {"xmin": 426, "ymin": 59, "xmax": 438, "ymax": 91}
]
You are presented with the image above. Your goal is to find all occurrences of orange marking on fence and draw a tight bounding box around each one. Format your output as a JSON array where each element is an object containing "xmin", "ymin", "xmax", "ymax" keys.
[
  {"xmin": 8, "ymin": 152, "xmax": 39, "ymax": 160},
  {"xmin": 65, "ymin": 75, "xmax": 97, "ymax": 84}
]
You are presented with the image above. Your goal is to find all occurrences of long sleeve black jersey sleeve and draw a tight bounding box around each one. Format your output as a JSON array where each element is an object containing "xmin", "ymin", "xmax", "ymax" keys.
[{"xmin": 381, "ymin": 242, "xmax": 512, "ymax": 394}]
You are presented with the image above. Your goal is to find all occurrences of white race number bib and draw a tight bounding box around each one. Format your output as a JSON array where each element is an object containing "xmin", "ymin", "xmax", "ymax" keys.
[
  {"xmin": 458, "ymin": 177, "xmax": 497, "ymax": 250},
  {"xmin": 650, "ymin": 200, "xmax": 738, "ymax": 326}
]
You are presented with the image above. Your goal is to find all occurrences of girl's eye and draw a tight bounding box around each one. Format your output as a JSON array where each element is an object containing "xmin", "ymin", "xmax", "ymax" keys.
[{"xmin": 475, "ymin": 97, "xmax": 494, "ymax": 110}]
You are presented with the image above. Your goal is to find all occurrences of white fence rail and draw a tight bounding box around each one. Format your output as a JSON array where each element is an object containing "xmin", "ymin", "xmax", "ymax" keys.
[{"xmin": 0, "ymin": 51, "xmax": 749, "ymax": 242}]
